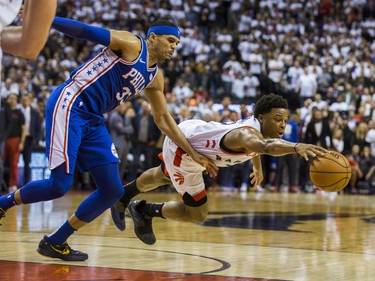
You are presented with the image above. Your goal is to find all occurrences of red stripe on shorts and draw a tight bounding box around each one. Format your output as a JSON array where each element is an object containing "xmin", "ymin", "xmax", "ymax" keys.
[{"xmin": 173, "ymin": 147, "xmax": 186, "ymax": 167}]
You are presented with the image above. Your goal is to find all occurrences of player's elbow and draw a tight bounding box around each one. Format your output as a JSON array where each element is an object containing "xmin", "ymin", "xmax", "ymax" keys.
[
  {"xmin": 153, "ymin": 113, "xmax": 169, "ymax": 130},
  {"xmin": 27, "ymin": 46, "xmax": 46, "ymax": 59},
  {"xmin": 17, "ymin": 48, "xmax": 42, "ymax": 60}
]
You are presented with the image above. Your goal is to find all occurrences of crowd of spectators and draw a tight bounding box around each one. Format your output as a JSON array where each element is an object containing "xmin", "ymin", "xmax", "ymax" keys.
[{"xmin": 2, "ymin": 0, "xmax": 375, "ymax": 194}]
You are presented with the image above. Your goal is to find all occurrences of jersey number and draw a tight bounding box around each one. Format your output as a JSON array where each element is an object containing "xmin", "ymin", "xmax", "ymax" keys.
[{"xmin": 116, "ymin": 87, "xmax": 132, "ymax": 103}]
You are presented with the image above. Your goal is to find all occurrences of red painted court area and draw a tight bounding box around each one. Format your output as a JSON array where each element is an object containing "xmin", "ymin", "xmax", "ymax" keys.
[{"xmin": 0, "ymin": 261, "xmax": 283, "ymax": 281}]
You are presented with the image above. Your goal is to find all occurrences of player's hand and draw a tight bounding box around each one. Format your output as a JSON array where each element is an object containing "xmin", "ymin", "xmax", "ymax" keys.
[
  {"xmin": 294, "ymin": 143, "xmax": 328, "ymax": 161},
  {"xmin": 249, "ymin": 169, "xmax": 263, "ymax": 189},
  {"xmin": 191, "ymin": 152, "xmax": 218, "ymax": 177}
]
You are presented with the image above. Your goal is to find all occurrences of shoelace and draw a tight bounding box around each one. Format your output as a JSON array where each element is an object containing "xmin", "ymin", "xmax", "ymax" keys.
[
  {"xmin": 57, "ymin": 242, "xmax": 73, "ymax": 254},
  {"xmin": 62, "ymin": 242, "xmax": 71, "ymax": 250}
]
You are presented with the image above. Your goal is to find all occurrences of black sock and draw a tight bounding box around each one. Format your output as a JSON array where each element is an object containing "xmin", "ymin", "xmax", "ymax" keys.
[
  {"xmin": 119, "ymin": 180, "xmax": 140, "ymax": 207},
  {"xmin": 139, "ymin": 202, "xmax": 165, "ymax": 218}
]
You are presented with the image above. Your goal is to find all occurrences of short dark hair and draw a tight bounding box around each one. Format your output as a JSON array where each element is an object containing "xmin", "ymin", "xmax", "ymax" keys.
[
  {"xmin": 253, "ymin": 94, "xmax": 288, "ymax": 118},
  {"xmin": 149, "ymin": 20, "xmax": 178, "ymax": 28}
]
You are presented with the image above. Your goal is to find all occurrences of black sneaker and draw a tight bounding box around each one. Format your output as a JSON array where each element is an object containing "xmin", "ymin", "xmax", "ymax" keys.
[
  {"xmin": 128, "ymin": 200, "xmax": 156, "ymax": 245},
  {"xmin": 110, "ymin": 200, "xmax": 127, "ymax": 231},
  {"xmin": 37, "ymin": 235, "xmax": 88, "ymax": 261}
]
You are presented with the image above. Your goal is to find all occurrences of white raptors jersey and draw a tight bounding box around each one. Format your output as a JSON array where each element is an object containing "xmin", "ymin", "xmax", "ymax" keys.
[
  {"xmin": 177, "ymin": 117, "xmax": 261, "ymax": 167},
  {"xmin": 0, "ymin": 0, "xmax": 22, "ymax": 30}
]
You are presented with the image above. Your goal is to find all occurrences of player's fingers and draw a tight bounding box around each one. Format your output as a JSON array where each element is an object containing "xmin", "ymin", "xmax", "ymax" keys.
[
  {"xmin": 206, "ymin": 163, "xmax": 217, "ymax": 177},
  {"xmin": 317, "ymin": 148, "xmax": 327, "ymax": 155},
  {"xmin": 309, "ymin": 152, "xmax": 317, "ymax": 158}
]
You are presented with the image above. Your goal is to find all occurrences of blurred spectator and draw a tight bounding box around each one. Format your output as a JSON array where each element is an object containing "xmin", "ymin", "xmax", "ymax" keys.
[
  {"xmin": 274, "ymin": 112, "xmax": 300, "ymax": 192},
  {"xmin": 358, "ymin": 146, "xmax": 375, "ymax": 192},
  {"xmin": 175, "ymin": 104, "xmax": 192, "ymax": 124},
  {"xmin": 354, "ymin": 122, "xmax": 370, "ymax": 149},
  {"xmin": 296, "ymin": 66, "xmax": 317, "ymax": 106},
  {"xmin": 332, "ymin": 128, "xmax": 344, "ymax": 153},
  {"xmin": 348, "ymin": 144, "xmax": 363, "ymax": 194},
  {"xmin": 1, "ymin": 78, "xmax": 19, "ymax": 99},
  {"xmin": 305, "ymin": 109, "xmax": 332, "ymax": 149},
  {"xmin": 0, "ymin": 100, "xmax": 10, "ymax": 191},
  {"xmin": 129, "ymin": 100, "xmax": 161, "ymax": 181},
  {"xmin": 3, "ymin": 94, "xmax": 26, "ymax": 192},
  {"xmin": 107, "ymin": 102, "xmax": 135, "ymax": 183},
  {"xmin": 172, "ymin": 79, "xmax": 194, "ymax": 104},
  {"xmin": 243, "ymin": 71, "xmax": 260, "ymax": 105},
  {"xmin": 20, "ymin": 94, "xmax": 41, "ymax": 184}
]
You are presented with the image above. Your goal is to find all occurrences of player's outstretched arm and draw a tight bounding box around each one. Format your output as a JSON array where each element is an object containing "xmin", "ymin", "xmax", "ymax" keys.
[
  {"xmin": 239, "ymin": 128, "xmax": 327, "ymax": 160},
  {"xmin": 1, "ymin": 0, "xmax": 57, "ymax": 59},
  {"xmin": 51, "ymin": 17, "xmax": 111, "ymax": 46},
  {"xmin": 50, "ymin": 17, "xmax": 138, "ymax": 57}
]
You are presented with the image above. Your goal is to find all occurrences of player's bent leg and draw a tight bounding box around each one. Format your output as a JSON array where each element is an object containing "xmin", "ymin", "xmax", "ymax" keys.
[
  {"xmin": 111, "ymin": 165, "xmax": 171, "ymax": 231},
  {"xmin": 128, "ymin": 191, "xmax": 208, "ymax": 245},
  {"xmin": 185, "ymin": 203, "xmax": 208, "ymax": 223},
  {"xmin": 20, "ymin": 164, "xmax": 73, "ymax": 204},
  {"xmin": 137, "ymin": 165, "xmax": 171, "ymax": 192},
  {"xmin": 76, "ymin": 163, "xmax": 123, "ymax": 222},
  {"xmin": 0, "ymin": 164, "xmax": 72, "ymax": 221},
  {"xmin": 162, "ymin": 192, "xmax": 208, "ymax": 223},
  {"xmin": 37, "ymin": 163, "xmax": 123, "ymax": 261}
]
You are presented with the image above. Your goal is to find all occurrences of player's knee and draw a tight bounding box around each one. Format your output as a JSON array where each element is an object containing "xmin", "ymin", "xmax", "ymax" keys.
[
  {"xmin": 47, "ymin": 179, "xmax": 70, "ymax": 198},
  {"xmin": 189, "ymin": 210, "xmax": 207, "ymax": 223},
  {"xmin": 182, "ymin": 192, "xmax": 208, "ymax": 223},
  {"xmin": 48, "ymin": 165, "xmax": 74, "ymax": 199},
  {"xmin": 105, "ymin": 182, "xmax": 124, "ymax": 202},
  {"xmin": 113, "ymin": 184, "xmax": 124, "ymax": 199}
]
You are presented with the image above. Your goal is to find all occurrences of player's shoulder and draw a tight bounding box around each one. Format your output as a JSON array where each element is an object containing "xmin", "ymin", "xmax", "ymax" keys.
[
  {"xmin": 236, "ymin": 116, "xmax": 261, "ymax": 131},
  {"xmin": 109, "ymin": 30, "xmax": 141, "ymax": 52}
]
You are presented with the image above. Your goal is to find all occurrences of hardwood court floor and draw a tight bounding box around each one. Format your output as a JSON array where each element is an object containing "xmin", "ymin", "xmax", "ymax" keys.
[{"xmin": 1, "ymin": 190, "xmax": 375, "ymax": 281}]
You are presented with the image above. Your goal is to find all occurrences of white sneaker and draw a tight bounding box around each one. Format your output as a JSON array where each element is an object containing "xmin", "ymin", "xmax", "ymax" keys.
[
  {"xmin": 8, "ymin": 186, "xmax": 17, "ymax": 193},
  {"xmin": 240, "ymin": 183, "xmax": 248, "ymax": 192}
]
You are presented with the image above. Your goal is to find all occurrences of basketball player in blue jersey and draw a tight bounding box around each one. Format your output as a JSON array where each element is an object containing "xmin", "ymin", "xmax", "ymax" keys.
[
  {"xmin": 0, "ymin": 17, "xmax": 218, "ymax": 261},
  {"xmin": 110, "ymin": 94, "xmax": 327, "ymax": 245}
]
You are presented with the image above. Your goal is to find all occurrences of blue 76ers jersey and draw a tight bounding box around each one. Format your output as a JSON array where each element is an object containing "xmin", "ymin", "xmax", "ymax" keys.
[
  {"xmin": 65, "ymin": 36, "xmax": 158, "ymax": 115},
  {"xmin": 46, "ymin": 37, "xmax": 158, "ymax": 173}
]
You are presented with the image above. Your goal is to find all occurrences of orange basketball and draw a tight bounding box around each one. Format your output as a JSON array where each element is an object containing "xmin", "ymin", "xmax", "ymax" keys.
[{"xmin": 309, "ymin": 151, "xmax": 352, "ymax": 192}]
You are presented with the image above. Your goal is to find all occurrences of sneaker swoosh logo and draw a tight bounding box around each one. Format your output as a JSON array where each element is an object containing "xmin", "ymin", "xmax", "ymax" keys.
[
  {"xmin": 140, "ymin": 58, "xmax": 146, "ymax": 64},
  {"xmin": 51, "ymin": 245, "xmax": 70, "ymax": 255}
]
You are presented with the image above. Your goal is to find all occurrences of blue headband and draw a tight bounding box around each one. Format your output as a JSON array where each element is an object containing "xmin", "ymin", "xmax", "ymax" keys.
[{"xmin": 147, "ymin": 26, "xmax": 180, "ymax": 39}]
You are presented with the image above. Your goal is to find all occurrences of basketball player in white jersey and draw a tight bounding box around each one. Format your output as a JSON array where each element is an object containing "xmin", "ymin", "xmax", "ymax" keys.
[{"xmin": 111, "ymin": 94, "xmax": 328, "ymax": 245}]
